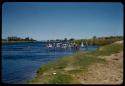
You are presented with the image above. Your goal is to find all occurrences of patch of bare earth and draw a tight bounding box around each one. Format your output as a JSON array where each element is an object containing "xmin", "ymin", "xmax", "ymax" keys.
[
  {"xmin": 114, "ymin": 40, "xmax": 123, "ymax": 44},
  {"xmin": 77, "ymin": 51, "xmax": 123, "ymax": 84}
]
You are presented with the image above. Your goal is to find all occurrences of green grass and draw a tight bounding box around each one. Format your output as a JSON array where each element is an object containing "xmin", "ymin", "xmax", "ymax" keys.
[
  {"xmin": 73, "ymin": 56, "xmax": 105, "ymax": 68},
  {"xmin": 28, "ymin": 42, "xmax": 123, "ymax": 84},
  {"xmin": 89, "ymin": 43, "xmax": 123, "ymax": 56},
  {"xmin": 48, "ymin": 72, "xmax": 73, "ymax": 84}
]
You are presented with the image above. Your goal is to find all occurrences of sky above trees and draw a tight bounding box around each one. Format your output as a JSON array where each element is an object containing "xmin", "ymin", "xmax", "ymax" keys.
[{"xmin": 2, "ymin": 2, "xmax": 123, "ymax": 41}]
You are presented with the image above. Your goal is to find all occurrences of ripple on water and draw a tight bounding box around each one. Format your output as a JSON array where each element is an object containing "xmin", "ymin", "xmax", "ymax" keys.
[{"xmin": 2, "ymin": 42, "xmax": 99, "ymax": 84}]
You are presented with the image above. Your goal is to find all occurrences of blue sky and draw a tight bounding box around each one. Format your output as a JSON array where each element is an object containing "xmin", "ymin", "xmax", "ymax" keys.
[{"xmin": 2, "ymin": 2, "xmax": 123, "ymax": 41}]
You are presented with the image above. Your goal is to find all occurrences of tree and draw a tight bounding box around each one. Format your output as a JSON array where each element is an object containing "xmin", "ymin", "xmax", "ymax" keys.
[
  {"xmin": 64, "ymin": 38, "xmax": 68, "ymax": 42},
  {"xmin": 56, "ymin": 39, "xmax": 61, "ymax": 42},
  {"xmin": 93, "ymin": 36, "xmax": 97, "ymax": 40},
  {"xmin": 30, "ymin": 38, "xmax": 36, "ymax": 41},
  {"xmin": 25, "ymin": 37, "xmax": 30, "ymax": 41},
  {"xmin": 69, "ymin": 38, "xmax": 75, "ymax": 42},
  {"xmin": 2, "ymin": 38, "xmax": 7, "ymax": 42}
]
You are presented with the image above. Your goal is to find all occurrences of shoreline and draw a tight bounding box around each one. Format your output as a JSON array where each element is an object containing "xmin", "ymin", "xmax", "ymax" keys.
[
  {"xmin": 2, "ymin": 41, "xmax": 37, "ymax": 43},
  {"xmin": 28, "ymin": 41, "xmax": 123, "ymax": 84}
]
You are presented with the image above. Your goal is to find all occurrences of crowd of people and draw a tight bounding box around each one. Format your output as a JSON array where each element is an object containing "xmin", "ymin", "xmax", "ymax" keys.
[{"xmin": 47, "ymin": 42, "xmax": 81, "ymax": 50}]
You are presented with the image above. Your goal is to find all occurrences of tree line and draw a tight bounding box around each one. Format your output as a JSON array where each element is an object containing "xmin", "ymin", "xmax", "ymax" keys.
[
  {"xmin": 2, "ymin": 36, "xmax": 36, "ymax": 42},
  {"xmin": 74, "ymin": 36, "xmax": 123, "ymax": 46},
  {"xmin": 45, "ymin": 36, "xmax": 123, "ymax": 46},
  {"xmin": 2, "ymin": 36, "xmax": 123, "ymax": 45}
]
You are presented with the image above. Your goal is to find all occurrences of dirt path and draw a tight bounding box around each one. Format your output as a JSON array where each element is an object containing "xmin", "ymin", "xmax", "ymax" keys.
[{"xmin": 77, "ymin": 50, "xmax": 123, "ymax": 84}]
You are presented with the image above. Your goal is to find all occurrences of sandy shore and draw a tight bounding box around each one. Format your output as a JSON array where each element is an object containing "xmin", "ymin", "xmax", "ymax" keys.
[{"xmin": 77, "ymin": 41, "xmax": 123, "ymax": 84}]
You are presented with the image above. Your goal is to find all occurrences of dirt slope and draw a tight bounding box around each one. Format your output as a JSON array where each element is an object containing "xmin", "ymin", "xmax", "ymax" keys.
[{"xmin": 77, "ymin": 41, "xmax": 123, "ymax": 84}]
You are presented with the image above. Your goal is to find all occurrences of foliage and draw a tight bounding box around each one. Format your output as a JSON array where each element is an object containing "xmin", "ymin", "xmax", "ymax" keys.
[
  {"xmin": 75, "ymin": 36, "xmax": 123, "ymax": 46},
  {"xmin": 3, "ymin": 36, "xmax": 36, "ymax": 42},
  {"xmin": 48, "ymin": 73, "xmax": 73, "ymax": 84}
]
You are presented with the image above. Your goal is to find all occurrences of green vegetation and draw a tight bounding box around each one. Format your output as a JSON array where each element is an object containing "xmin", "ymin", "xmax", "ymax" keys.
[
  {"xmin": 48, "ymin": 73, "xmax": 73, "ymax": 84},
  {"xmin": 74, "ymin": 36, "xmax": 123, "ymax": 46},
  {"xmin": 2, "ymin": 36, "xmax": 36, "ymax": 43},
  {"xmin": 28, "ymin": 41, "xmax": 123, "ymax": 84},
  {"xmin": 89, "ymin": 43, "xmax": 123, "ymax": 56},
  {"xmin": 2, "ymin": 36, "xmax": 123, "ymax": 45}
]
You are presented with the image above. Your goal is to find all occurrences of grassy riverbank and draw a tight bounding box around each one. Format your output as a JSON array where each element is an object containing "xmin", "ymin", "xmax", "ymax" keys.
[{"xmin": 28, "ymin": 41, "xmax": 123, "ymax": 84}]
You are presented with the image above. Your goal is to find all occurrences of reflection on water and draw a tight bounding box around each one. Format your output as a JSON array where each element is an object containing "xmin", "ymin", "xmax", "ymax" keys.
[{"xmin": 2, "ymin": 42, "xmax": 99, "ymax": 84}]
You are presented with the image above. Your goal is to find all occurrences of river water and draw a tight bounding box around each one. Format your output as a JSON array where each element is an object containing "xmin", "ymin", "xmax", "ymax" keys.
[{"xmin": 2, "ymin": 42, "xmax": 99, "ymax": 84}]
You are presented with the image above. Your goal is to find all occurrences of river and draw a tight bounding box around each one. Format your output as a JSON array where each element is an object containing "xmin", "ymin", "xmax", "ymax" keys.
[{"xmin": 2, "ymin": 42, "xmax": 99, "ymax": 84}]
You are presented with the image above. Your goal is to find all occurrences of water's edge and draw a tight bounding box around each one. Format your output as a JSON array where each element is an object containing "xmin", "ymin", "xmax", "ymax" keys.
[{"xmin": 2, "ymin": 42, "xmax": 99, "ymax": 84}]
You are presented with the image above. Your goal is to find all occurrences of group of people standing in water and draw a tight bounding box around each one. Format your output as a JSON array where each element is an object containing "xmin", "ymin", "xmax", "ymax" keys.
[{"xmin": 46, "ymin": 42, "xmax": 84, "ymax": 50}]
